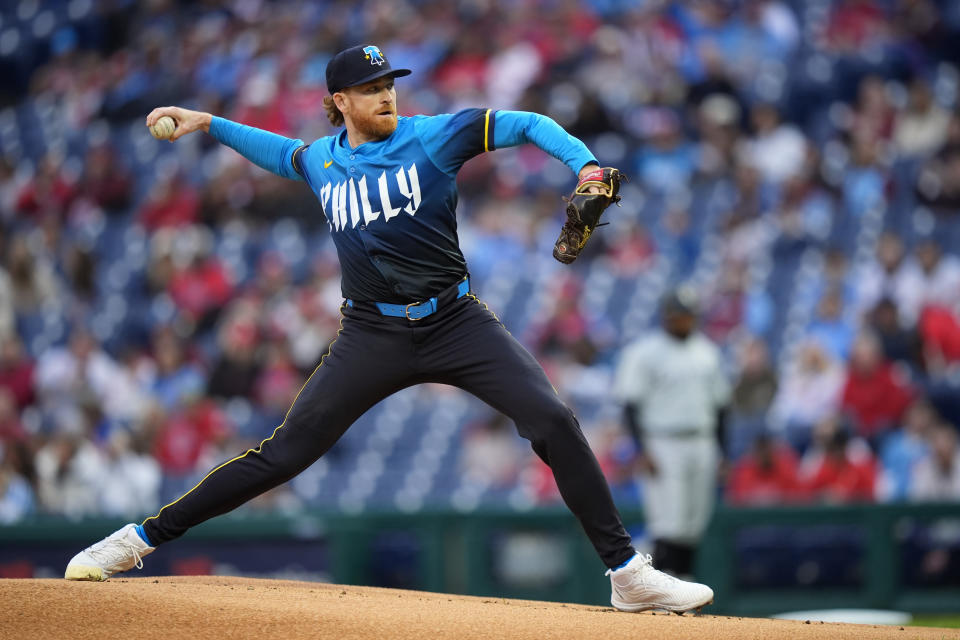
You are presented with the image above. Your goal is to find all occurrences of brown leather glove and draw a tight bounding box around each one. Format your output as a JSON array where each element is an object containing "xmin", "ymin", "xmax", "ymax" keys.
[{"xmin": 553, "ymin": 167, "xmax": 625, "ymax": 264}]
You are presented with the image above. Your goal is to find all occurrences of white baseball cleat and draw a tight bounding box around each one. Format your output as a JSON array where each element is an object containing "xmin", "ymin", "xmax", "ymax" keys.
[
  {"xmin": 606, "ymin": 553, "xmax": 714, "ymax": 614},
  {"xmin": 64, "ymin": 523, "xmax": 155, "ymax": 581}
]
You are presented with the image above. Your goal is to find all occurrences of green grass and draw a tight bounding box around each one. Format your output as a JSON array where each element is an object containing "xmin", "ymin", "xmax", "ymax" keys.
[{"xmin": 910, "ymin": 615, "xmax": 960, "ymax": 629}]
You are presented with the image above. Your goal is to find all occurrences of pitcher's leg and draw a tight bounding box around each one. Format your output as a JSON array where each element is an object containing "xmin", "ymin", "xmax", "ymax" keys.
[
  {"xmin": 143, "ymin": 310, "xmax": 414, "ymax": 544},
  {"xmin": 426, "ymin": 301, "xmax": 634, "ymax": 568}
]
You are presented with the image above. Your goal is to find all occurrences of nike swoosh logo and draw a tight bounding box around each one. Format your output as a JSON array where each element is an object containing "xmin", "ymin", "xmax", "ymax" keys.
[{"xmin": 324, "ymin": 160, "xmax": 334, "ymax": 168}]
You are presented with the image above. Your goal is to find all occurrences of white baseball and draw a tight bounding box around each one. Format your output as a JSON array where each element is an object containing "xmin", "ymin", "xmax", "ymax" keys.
[{"xmin": 149, "ymin": 115, "xmax": 177, "ymax": 140}]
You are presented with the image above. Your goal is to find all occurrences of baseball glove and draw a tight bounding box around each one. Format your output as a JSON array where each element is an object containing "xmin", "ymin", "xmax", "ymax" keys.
[{"xmin": 553, "ymin": 167, "xmax": 625, "ymax": 264}]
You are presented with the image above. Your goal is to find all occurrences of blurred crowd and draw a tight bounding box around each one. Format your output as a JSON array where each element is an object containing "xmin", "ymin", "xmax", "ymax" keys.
[{"xmin": 2, "ymin": 0, "xmax": 960, "ymax": 523}]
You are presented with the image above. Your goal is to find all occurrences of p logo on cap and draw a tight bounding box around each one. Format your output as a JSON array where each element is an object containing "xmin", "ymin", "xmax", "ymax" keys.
[{"xmin": 363, "ymin": 45, "xmax": 385, "ymax": 66}]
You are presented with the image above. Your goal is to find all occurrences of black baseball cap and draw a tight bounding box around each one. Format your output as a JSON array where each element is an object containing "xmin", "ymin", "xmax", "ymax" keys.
[
  {"xmin": 325, "ymin": 44, "xmax": 411, "ymax": 93},
  {"xmin": 662, "ymin": 286, "xmax": 699, "ymax": 316}
]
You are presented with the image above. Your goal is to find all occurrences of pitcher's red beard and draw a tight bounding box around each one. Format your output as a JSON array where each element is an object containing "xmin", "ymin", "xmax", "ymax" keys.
[{"xmin": 352, "ymin": 108, "xmax": 398, "ymax": 140}]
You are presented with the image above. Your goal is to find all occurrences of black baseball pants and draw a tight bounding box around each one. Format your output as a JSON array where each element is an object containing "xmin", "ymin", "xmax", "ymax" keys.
[{"xmin": 142, "ymin": 288, "xmax": 636, "ymax": 569}]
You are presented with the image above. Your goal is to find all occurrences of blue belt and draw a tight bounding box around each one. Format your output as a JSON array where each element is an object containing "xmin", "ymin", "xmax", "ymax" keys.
[{"xmin": 346, "ymin": 277, "xmax": 470, "ymax": 321}]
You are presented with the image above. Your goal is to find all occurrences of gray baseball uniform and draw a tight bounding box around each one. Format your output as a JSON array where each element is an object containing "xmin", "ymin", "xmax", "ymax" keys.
[{"xmin": 614, "ymin": 330, "xmax": 730, "ymax": 546}]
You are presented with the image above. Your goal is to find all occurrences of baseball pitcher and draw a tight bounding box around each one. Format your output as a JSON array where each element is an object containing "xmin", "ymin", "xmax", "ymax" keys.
[{"xmin": 64, "ymin": 44, "xmax": 713, "ymax": 613}]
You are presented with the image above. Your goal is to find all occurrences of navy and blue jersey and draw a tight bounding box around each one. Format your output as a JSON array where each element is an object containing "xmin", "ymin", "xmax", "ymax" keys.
[{"xmin": 210, "ymin": 109, "xmax": 596, "ymax": 303}]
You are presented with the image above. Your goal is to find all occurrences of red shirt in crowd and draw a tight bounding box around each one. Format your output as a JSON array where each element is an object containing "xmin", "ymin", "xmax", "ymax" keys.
[
  {"xmin": 727, "ymin": 444, "xmax": 800, "ymax": 506},
  {"xmin": 16, "ymin": 174, "xmax": 76, "ymax": 219},
  {"xmin": 138, "ymin": 185, "xmax": 200, "ymax": 230},
  {"xmin": 0, "ymin": 360, "xmax": 35, "ymax": 410},
  {"xmin": 703, "ymin": 290, "xmax": 744, "ymax": 344},
  {"xmin": 800, "ymin": 453, "xmax": 877, "ymax": 503},
  {"xmin": 826, "ymin": 0, "xmax": 887, "ymax": 51},
  {"xmin": 233, "ymin": 97, "xmax": 292, "ymax": 137},
  {"xmin": 168, "ymin": 259, "xmax": 233, "ymax": 320},
  {"xmin": 0, "ymin": 415, "xmax": 27, "ymax": 444},
  {"xmin": 918, "ymin": 306, "xmax": 960, "ymax": 364},
  {"xmin": 841, "ymin": 362, "xmax": 912, "ymax": 438},
  {"xmin": 153, "ymin": 400, "xmax": 231, "ymax": 475}
]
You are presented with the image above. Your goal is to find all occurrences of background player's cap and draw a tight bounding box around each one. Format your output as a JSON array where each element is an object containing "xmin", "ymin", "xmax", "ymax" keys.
[
  {"xmin": 662, "ymin": 285, "xmax": 699, "ymax": 317},
  {"xmin": 326, "ymin": 44, "xmax": 411, "ymax": 93}
]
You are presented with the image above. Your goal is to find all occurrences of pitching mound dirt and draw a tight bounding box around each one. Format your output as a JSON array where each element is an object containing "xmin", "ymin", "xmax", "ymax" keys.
[{"xmin": 1, "ymin": 577, "xmax": 956, "ymax": 640}]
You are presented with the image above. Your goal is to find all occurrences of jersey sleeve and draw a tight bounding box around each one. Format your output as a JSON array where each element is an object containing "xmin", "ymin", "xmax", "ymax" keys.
[
  {"xmin": 209, "ymin": 116, "xmax": 305, "ymax": 181},
  {"xmin": 492, "ymin": 110, "xmax": 597, "ymax": 175},
  {"xmin": 414, "ymin": 109, "xmax": 495, "ymax": 176}
]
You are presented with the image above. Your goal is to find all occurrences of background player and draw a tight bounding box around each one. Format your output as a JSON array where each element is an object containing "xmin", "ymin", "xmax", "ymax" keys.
[
  {"xmin": 614, "ymin": 287, "xmax": 731, "ymax": 579},
  {"xmin": 63, "ymin": 44, "xmax": 714, "ymax": 614}
]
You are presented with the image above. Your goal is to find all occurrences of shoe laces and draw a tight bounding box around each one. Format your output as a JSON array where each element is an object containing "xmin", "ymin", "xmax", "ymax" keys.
[
  {"xmin": 86, "ymin": 534, "xmax": 145, "ymax": 570},
  {"xmin": 606, "ymin": 553, "xmax": 683, "ymax": 588},
  {"xmin": 606, "ymin": 552, "xmax": 650, "ymax": 577}
]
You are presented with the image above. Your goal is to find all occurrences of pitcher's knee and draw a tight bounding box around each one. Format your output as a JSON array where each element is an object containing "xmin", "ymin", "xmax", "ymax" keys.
[
  {"xmin": 524, "ymin": 401, "xmax": 582, "ymax": 448},
  {"xmin": 548, "ymin": 401, "xmax": 579, "ymax": 428},
  {"xmin": 254, "ymin": 422, "xmax": 331, "ymax": 478}
]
